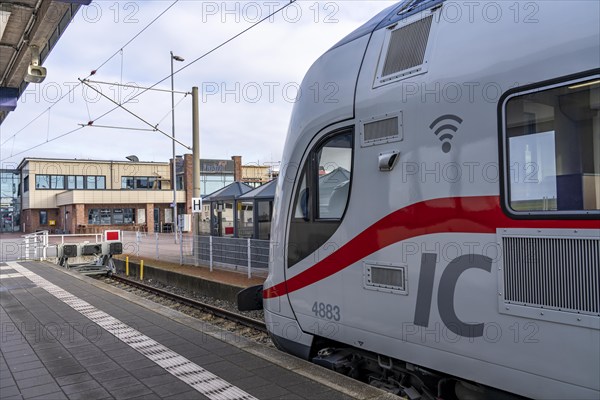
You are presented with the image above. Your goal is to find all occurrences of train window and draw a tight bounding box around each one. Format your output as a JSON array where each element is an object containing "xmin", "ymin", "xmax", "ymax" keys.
[
  {"xmin": 504, "ymin": 77, "xmax": 600, "ymax": 214},
  {"xmin": 288, "ymin": 128, "xmax": 354, "ymax": 267},
  {"xmin": 293, "ymin": 172, "xmax": 308, "ymax": 220},
  {"xmin": 316, "ymin": 134, "xmax": 352, "ymax": 219}
]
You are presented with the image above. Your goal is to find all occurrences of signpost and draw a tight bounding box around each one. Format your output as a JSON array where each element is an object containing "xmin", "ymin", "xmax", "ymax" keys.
[{"xmin": 192, "ymin": 197, "xmax": 202, "ymax": 213}]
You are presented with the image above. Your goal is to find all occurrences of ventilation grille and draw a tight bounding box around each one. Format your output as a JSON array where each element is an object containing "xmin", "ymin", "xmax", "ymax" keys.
[
  {"xmin": 365, "ymin": 263, "xmax": 407, "ymax": 294},
  {"xmin": 364, "ymin": 117, "xmax": 399, "ymax": 142},
  {"xmin": 382, "ymin": 15, "xmax": 433, "ymax": 77},
  {"xmin": 502, "ymin": 237, "xmax": 600, "ymax": 315}
]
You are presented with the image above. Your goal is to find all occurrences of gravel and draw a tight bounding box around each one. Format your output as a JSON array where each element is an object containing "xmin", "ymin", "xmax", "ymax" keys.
[{"xmin": 97, "ymin": 273, "xmax": 272, "ymax": 346}]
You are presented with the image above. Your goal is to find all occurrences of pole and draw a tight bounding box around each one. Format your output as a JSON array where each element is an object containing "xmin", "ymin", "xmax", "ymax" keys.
[
  {"xmin": 192, "ymin": 87, "xmax": 200, "ymax": 206},
  {"xmin": 170, "ymin": 51, "xmax": 178, "ymax": 243},
  {"xmin": 192, "ymin": 86, "xmax": 200, "ymax": 266}
]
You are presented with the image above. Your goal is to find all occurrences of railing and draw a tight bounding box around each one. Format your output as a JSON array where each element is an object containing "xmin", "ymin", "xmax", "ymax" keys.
[
  {"xmin": 194, "ymin": 236, "xmax": 269, "ymax": 278},
  {"xmin": 12, "ymin": 230, "xmax": 269, "ymax": 277},
  {"xmin": 119, "ymin": 232, "xmax": 269, "ymax": 278},
  {"xmin": 22, "ymin": 230, "xmax": 48, "ymax": 260}
]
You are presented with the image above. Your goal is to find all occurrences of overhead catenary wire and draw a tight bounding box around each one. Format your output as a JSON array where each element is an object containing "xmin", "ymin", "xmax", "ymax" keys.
[
  {"xmin": 86, "ymin": 0, "xmax": 298, "ymax": 129},
  {"xmin": 79, "ymin": 78, "xmax": 192, "ymax": 150},
  {"xmin": 83, "ymin": 80, "xmax": 191, "ymax": 95},
  {"xmin": 0, "ymin": 0, "xmax": 180, "ymax": 148},
  {"xmin": 5, "ymin": 126, "xmax": 85, "ymax": 160},
  {"xmin": 78, "ymin": 124, "xmax": 157, "ymax": 132},
  {"xmin": 1, "ymin": 0, "xmax": 298, "ymax": 162}
]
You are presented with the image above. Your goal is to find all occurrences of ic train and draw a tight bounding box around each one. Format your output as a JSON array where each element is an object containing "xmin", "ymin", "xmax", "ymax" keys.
[{"xmin": 239, "ymin": 1, "xmax": 600, "ymax": 399}]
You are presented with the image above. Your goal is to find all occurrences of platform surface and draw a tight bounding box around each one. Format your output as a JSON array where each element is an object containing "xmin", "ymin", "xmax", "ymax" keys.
[{"xmin": 0, "ymin": 261, "xmax": 380, "ymax": 400}]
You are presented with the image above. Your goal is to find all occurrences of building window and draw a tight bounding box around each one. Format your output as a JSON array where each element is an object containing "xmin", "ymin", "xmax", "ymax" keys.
[
  {"xmin": 50, "ymin": 176, "xmax": 65, "ymax": 190},
  {"xmin": 87, "ymin": 208, "xmax": 136, "ymax": 225},
  {"xmin": 35, "ymin": 175, "xmax": 68, "ymax": 190},
  {"xmin": 124, "ymin": 208, "xmax": 134, "ymax": 223},
  {"xmin": 67, "ymin": 176, "xmax": 85, "ymax": 189},
  {"xmin": 122, "ymin": 177, "xmax": 134, "ymax": 189},
  {"xmin": 39, "ymin": 210, "xmax": 48, "ymax": 225},
  {"xmin": 121, "ymin": 176, "xmax": 161, "ymax": 189},
  {"xmin": 23, "ymin": 176, "xmax": 29, "ymax": 193},
  {"xmin": 135, "ymin": 177, "xmax": 148, "ymax": 189},
  {"xmin": 112, "ymin": 209, "xmax": 124, "ymax": 224},
  {"xmin": 36, "ymin": 175, "xmax": 104, "ymax": 190},
  {"xmin": 35, "ymin": 175, "xmax": 50, "ymax": 189},
  {"xmin": 100, "ymin": 209, "xmax": 111, "ymax": 224},
  {"xmin": 88, "ymin": 209, "xmax": 100, "ymax": 224},
  {"xmin": 503, "ymin": 76, "xmax": 599, "ymax": 215},
  {"xmin": 97, "ymin": 176, "xmax": 106, "ymax": 189},
  {"xmin": 176, "ymin": 175, "xmax": 184, "ymax": 190}
]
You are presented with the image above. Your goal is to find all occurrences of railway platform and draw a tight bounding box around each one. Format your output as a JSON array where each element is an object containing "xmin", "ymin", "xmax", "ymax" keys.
[{"xmin": 0, "ymin": 261, "xmax": 394, "ymax": 400}]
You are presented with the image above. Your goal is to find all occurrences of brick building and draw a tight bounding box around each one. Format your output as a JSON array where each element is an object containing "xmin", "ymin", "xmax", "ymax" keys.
[{"xmin": 16, "ymin": 155, "xmax": 245, "ymax": 234}]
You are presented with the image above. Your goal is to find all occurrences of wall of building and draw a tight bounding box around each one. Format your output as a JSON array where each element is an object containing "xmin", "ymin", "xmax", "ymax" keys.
[
  {"xmin": 21, "ymin": 159, "xmax": 173, "ymax": 209},
  {"xmin": 242, "ymin": 165, "xmax": 271, "ymax": 187}
]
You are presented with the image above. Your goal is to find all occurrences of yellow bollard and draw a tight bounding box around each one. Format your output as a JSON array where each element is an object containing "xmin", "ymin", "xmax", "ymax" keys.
[
  {"xmin": 140, "ymin": 260, "xmax": 144, "ymax": 280},
  {"xmin": 125, "ymin": 256, "xmax": 129, "ymax": 276}
]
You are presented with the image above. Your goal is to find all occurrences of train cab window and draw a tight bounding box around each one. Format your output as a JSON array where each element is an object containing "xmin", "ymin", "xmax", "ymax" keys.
[
  {"xmin": 317, "ymin": 134, "xmax": 352, "ymax": 219},
  {"xmin": 288, "ymin": 129, "xmax": 354, "ymax": 267},
  {"xmin": 294, "ymin": 172, "xmax": 308, "ymax": 220},
  {"xmin": 504, "ymin": 77, "xmax": 600, "ymax": 215}
]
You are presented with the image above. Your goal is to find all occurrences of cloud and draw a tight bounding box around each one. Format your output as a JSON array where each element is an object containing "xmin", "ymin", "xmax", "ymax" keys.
[{"xmin": 0, "ymin": 0, "xmax": 396, "ymax": 166}]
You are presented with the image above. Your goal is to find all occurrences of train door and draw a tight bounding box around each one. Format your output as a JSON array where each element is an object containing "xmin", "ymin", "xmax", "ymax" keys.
[
  {"xmin": 285, "ymin": 127, "xmax": 354, "ymax": 330},
  {"xmin": 287, "ymin": 128, "xmax": 353, "ymax": 268}
]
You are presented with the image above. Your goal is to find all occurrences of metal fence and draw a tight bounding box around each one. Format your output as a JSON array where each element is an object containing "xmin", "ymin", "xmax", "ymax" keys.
[
  {"xmin": 4, "ymin": 231, "xmax": 269, "ymax": 278},
  {"xmin": 12, "ymin": 231, "xmax": 103, "ymax": 261},
  {"xmin": 120, "ymin": 232, "xmax": 269, "ymax": 277}
]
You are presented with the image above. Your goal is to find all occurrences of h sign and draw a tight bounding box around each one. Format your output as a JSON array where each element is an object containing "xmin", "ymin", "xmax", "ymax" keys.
[{"xmin": 192, "ymin": 197, "xmax": 202, "ymax": 213}]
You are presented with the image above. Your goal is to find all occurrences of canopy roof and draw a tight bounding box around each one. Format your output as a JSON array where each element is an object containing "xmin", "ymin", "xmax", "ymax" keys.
[
  {"xmin": 239, "ymin": 178, "xmax": 277, "ymax": 201},
  {"xmin": 203, "ymin": 181, "xmax": 253, "ymax": 201}
]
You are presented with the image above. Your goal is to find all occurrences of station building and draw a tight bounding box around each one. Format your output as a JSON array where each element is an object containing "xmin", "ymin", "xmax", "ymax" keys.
[{"xmin": 8, "ymin": 154, "xmax": 272, "ymax": 234}]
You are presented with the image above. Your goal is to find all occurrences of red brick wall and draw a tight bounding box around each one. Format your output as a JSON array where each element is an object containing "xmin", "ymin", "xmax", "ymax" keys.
[
  {"xmin": 232, "ymin": 156, "xmax": 242, "ymax": 181},
  {"xmin": 21, "ymin": 208, "xmax": 59, "ymax": 233}
]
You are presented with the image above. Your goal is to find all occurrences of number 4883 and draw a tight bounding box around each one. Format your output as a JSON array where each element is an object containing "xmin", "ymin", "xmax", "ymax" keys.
[{"xmin": 312, "ymin": 302, "xmax": 341, "ymax": 321}]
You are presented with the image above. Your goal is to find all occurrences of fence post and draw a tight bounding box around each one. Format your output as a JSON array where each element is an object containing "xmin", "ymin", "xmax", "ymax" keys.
[
  {"xmin": 155, "ymin": 232, "xmax": 159, "ymax": 260},
  {"xmin": 247, "ymin": 238, "xmax": 252, "ymax": 279},
  {"xmin": 42, "ymin": 233, "xmax": 47, "ymax": 261},
  {"xmin": 209, "ymin": 236, "xmax": 213, "ymax": 272},
  {"xmin": 136, "ymin": 231, "xmax": 141, "ymax": 257},
  {"xmin": 179, "ymin": 231, "xmax": 183, "ymax": 265}
]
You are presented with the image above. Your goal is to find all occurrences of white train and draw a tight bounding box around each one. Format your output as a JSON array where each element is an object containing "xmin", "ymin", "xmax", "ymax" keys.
[{"xmin": 240, "ymin": 1, "xmax": 600, "ymax": 398}]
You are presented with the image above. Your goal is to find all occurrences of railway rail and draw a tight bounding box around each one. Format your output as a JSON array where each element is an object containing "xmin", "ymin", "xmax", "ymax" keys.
[{"xmin": 109, "ymin": 274, "xmax": 268, "ymax": 333}]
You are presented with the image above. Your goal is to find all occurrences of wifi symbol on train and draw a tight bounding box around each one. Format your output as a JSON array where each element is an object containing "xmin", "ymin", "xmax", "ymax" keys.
[{"xmin": 429, "ymin": 114, "xmax": 463, "ymax": 153}]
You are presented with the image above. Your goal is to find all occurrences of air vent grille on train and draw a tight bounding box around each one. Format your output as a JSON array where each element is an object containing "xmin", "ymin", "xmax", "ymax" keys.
[
  {"xmin": 364, "ymin": 117, "xmax": 399, "ymax": 142},
  {"xmin": 364, "ymin": 263, "xmax": 407, "ymax": 294},
  {"xmin": 382, "ymin": 14, "xmax": 433, "ymax": 77},
  {"xmin": 502, "ymin": 236, "xmax": 600, "ymax": 315}
]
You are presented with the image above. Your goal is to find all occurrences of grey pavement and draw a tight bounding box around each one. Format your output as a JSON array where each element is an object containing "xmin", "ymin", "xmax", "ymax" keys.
[{"xmin": 0, "ymin": 261, "xmax": 386, "ymax": 400}]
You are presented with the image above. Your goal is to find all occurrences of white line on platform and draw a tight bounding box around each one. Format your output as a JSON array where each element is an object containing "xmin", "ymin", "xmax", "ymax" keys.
[
  {"xmin": 0, "ymin": 266, "xmax": 15, "ymax": 270},
  {"xmin": 0, "ymin": 273, "xmax": 23, "ymax": 279},
  {"xmin": 7, "ymin": 262, "xmax": 257, "ymax": 400}
]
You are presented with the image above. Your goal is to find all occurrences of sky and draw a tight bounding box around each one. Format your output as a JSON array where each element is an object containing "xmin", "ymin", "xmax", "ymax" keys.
[{"xmin": 0, "ymin": 0, "xmax": 397, "ymax": 169}]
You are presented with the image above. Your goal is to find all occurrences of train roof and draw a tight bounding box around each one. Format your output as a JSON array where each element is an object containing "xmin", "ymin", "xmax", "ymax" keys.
[{"xmin": 329, "ymin": 0, "xmax": 445, "ymax": 52}]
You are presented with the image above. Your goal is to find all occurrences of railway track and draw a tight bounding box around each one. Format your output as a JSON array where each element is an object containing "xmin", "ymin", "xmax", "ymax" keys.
[{"xmin": 109, "ymin": 274, "xmax": 268, "ymax": 333}]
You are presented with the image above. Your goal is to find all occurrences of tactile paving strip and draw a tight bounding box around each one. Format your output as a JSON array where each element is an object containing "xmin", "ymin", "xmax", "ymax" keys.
[{"xmin": 8, "ymin": 262, "xmax": 257, "ymax": 400}]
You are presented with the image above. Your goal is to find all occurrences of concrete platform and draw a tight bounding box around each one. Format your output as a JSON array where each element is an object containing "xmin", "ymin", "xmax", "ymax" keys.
[{"xmin": 0, "ymin": 261, "xmax": 395, "ymax": 400}]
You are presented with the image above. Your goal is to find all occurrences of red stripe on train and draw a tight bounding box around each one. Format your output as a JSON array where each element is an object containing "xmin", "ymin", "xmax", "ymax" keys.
[{"xmin": 263, "ymin": 195, "xmax": 599, "ymax": 299}]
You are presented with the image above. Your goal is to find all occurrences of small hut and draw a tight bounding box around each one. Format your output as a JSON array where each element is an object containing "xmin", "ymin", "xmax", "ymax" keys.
[
  {"xmin": 237, "ymin": 178, "xmax": 277, "ymax": 239},
  {"xmin": 203, "ymin": 182, "xmax": 253, "ymax": 237}
]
